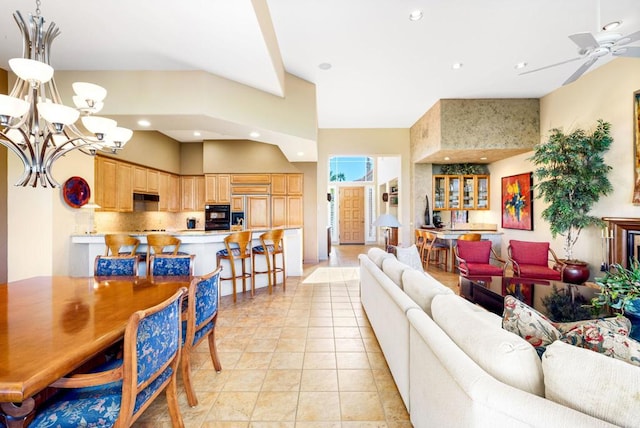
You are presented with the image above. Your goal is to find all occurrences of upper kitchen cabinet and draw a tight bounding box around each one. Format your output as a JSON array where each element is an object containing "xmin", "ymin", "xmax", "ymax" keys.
[
  {"xmin": 205, "ymin": 174, "xmax": 231, "ymax": 203},
  {"xmin": 231, "ymin": 174, "xmax": 271, "ymax": 185},
  {"xmin": 433, "ymin": 174, "xmax": 489, "ymax": 210},
  {"xmin": 95, "ymin": 156, "xmax": 133, "ymax": 212},
  {"xmin": 272, "ymin": 173, "xmax": 303, "ymax": 196},
  {"xmin": 181, "ymin": 175, "xmax": 206, "ymax": 211},
  {"xmin": 133, "ymin": 166, "xmax": 159, "ymax": 194},
  {"xmin": 168, "ymin": 174, "xmax": 180, "ymax": 212}
]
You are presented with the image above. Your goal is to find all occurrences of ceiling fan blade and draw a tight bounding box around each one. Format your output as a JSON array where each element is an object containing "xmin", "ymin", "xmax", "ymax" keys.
[
  {"xmin": 569, "ymin": 32, "xmax": 599, "ymax": 50},
  {"xmin": 613, "ymin": 46, "xmax": 640, "ymax": 57},
  {"xmin": 563, "ymin": 56, "xmax": 599, "ymax": 85},
  {"xmin": 614, "ymin": 30, "xmax": 640, "ymax": 46},
  {"xmin": 518, "ymin": 57, "xmax": 583, "ymax": 76}
]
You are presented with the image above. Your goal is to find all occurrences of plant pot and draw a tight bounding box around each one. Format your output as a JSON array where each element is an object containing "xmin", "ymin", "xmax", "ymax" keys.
[
  {"xmin": 624, "ymin": 299, "xmax": 640, "ymax": 341},
  {"xmin": 561, "ymin": 260, "xmax": 590, "ymax": 284}
]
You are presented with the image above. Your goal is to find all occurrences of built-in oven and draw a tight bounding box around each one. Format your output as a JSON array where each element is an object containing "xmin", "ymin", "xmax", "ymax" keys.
[{"xmin": 205, "ymin": 204, "xmax": 231, "ymax": 231}]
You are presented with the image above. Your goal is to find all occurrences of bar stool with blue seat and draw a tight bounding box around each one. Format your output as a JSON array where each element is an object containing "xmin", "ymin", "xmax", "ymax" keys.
[
  {"xmin": 216, "ymin": 230, "xmax": 253, "ymax": 303},
  {"xmin": 251, "ymin": 229, "xmax": 286, "ymax": 295}
]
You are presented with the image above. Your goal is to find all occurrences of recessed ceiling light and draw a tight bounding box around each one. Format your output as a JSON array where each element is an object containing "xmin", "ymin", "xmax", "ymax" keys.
[
  {"xmin": 193, "ymin": 131, "xmax": 201, "ymax": 137},
  {"xmin": 409, "ymin": 10, "xmax": 423, "ymax": 21},
  {"xmin": 444, "ymin": 156, "xmax": 450, "ymax": 161},
  {"xmin": 514, "ymin": 62, "xmax": 527, "ymax": 69},
  {"xmin": 602, "ymin": 20, "xmax": 622, "ymax": 31},
  {"xmin": 249, "ymin": 131, "xmax": 260, "ymax": 138},
  {"xmin": 452, "ymin": 62, "xmax": 463, "ymax": 70},
  {"xmin": 318, "ymin": 62, "xmax": 332, "ymax": 70},
  {"xmin": 480, "ymin": 157, "xmax": 487, "ymax": 160},
  {"xmin": 297, "ymin": 151, "xmax": 304, "ymax": 156},
  {"xmin": 137, "ymin": 119, "xmax": 150, "ymax": 127}
]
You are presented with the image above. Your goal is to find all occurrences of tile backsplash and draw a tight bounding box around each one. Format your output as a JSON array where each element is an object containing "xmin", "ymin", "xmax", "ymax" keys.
[{"xmin": 91, "ymin": 211, "xmax": 205, "ymax": 233}]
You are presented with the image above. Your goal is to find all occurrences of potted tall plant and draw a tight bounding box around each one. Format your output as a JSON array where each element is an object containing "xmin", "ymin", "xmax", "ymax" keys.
[{"xmin": 529, "ymin": 119, "xmax": 613, "ymax": 283}]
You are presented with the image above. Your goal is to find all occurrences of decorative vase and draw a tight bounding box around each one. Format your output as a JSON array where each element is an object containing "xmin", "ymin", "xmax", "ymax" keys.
[
  {"xmin": 561, "ymin": 260, "xmax": 590, "ymax": 284},
  {"xmin": 624, "ymin": 299, "xmax": 640, "ymax": 341}
]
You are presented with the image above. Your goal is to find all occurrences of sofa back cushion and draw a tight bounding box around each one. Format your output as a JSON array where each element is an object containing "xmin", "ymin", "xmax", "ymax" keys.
[
  {"xmin": 382, "ymin": 257, "xmax": 411, "ymax": 289},
  {"xmin": 368, "ymin": 247, "xmax": 394, "ymax": 269},
  {"xmin": 509, "ymin": 240, "xmax": 550, "ymax": 266},
  {"xmin": 432, "ymin": 294, "xmax": 544, "ymax": 396},
  {"xmin": 542, "ymin": 340, "xmax": 640, "ymax": 427},
  {"xmin": 402, "ymin": 269, "xmax": 453, "ymax": 317}
]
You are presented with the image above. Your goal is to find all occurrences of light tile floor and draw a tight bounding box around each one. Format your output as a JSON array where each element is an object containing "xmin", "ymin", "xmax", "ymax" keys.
[{"xmin": 133, "ymin": 245, "xmax": 458, "ymax": 427}]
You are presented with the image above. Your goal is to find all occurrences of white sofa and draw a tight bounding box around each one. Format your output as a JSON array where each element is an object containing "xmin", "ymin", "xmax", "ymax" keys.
[{"xmin": 359, "ymin": 247, "xmax": 640, "ymax": 427}]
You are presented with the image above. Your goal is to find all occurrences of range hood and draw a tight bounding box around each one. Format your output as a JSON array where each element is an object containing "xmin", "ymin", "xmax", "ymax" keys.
[{"xmin": 133, "ymin": 193, "xmax": 160, "ymax": 212}]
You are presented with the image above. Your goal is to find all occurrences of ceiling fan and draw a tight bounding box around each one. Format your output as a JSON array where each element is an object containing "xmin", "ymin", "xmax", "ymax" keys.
[{"xmin": 520, "ymin": 28, "xmax": 640, "ymax": 85}]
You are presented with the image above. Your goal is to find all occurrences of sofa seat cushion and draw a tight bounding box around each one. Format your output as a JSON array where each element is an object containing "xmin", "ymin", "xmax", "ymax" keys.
[
  {"xmin": 432, "ymin": 294, "xmax": 544, "ymax": 396},
  {"xmin": 561, "ymin": 321, "xmax": 640, "ymax": 367},
  {"xmin": 402, "ymin": 269, "xmax": 453, "ymax": 317},
  {"xmin": 382, "ymin": 257, "xmax": 411, "ymax": 289},
  {"xmin": 542, "ymin": 340, "xmax": 640, "ymax": 427}
]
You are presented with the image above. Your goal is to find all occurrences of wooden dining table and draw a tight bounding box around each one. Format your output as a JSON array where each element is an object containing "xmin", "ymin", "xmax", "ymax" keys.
[{"xmin": 0, "ymin": 275, "xmax": 191, "ymax": 427}]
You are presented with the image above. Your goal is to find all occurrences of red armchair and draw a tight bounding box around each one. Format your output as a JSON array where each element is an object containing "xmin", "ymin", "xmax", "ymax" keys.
[
  {"xmin": 507, "ymin": 240, "xmax": 564, "ymax": 280},
  {"xmin": 455, "ymin": 240, "xmax": 505, "ymax": 277}
]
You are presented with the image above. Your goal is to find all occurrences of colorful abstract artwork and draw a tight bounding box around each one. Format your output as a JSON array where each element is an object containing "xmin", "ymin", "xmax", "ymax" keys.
[{"xmin": 502, "ymin": 172, "xmax": 533, "ymax": 230}]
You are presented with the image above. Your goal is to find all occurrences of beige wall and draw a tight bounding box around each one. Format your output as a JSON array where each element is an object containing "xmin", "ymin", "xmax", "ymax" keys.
[
  {"xmin": 317, "ymin": 128, "xmax": 411, "ymax": 258},
  {"xmin": 203, "ymin": 140, "xmax": 300, "ymax": 173},
  {"xmin": 181, "ymin": 143, "xmax": 204, "ymax": 175},
  {"xmin": 488, "ymin": 58, "xmax": 640, "ymax": 279},
  {"xmin": 102, "ymin": 131, "xmax": 182, "ymax": 174}
]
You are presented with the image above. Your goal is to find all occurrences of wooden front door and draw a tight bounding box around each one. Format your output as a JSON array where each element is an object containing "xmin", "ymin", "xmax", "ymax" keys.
[{"xmin": 339, "ymin": 187, "xmax": 365, "ymax": 244}]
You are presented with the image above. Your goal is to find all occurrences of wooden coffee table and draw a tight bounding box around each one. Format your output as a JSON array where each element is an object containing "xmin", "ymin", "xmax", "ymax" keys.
[{"xmin": 459, "ymin": 275, "xmax": 601, "ymax": 320}]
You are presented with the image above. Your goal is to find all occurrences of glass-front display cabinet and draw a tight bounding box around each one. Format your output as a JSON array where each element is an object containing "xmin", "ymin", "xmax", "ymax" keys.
[{"xmin": 433, "ymin": 174, "xmax": 489, "ymax": 210}]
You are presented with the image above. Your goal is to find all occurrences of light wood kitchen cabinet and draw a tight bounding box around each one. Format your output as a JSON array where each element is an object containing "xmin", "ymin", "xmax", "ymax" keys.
[
  {"xmin": 271, "ymin": 173, "xmax": 303, "ymax": 195},
  {"xmin": 433, "ymin": 174, "xmax": 489, "ymax": 210},
  {"xmin": 231, "ymin": 174, "xmax": 271, "ymax": 185},
  {"xmin": 205, "ymin": 174, "xmax": 231, "ymax": 203},
  {"xmin": 231, "ymin": 185, "xmax": 270, "ymax": 195},
  {"xmin": 231, "ymin": 195, "xmax": 244, "ymax": 212},
  {"xmin": 133, "ymin": 166, "xmax": 160, "ymax": 194},
  {"xmin": 247, "ymin": 195, "xmax": 270, "ymax": 229},
  {"xmin": 95, "ymin": 157, "xmax": 133, "ymax": 212},
  {"xmin": 158, "ymin": 172, "xmax": 169, "ymax": 211},
  {"xmin": 271, "ymin": 195, "xmax": 303, "ymax": 227},
  {"xmin": 181, "ymin": 176, "xmax": 206, "ymax": 211},
  {"xmin": 168, "ymin": 174, "xmax": 180, "ymax": 212}
]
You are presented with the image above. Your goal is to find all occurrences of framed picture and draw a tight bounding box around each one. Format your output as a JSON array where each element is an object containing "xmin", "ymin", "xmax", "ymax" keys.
[
  {"xmin": 633, "ymin": 90, "xmax": 640, "ymax": 204},
  {"xmin": 501, "ymin": 172, "xmax": 533, "ymax": 230}
]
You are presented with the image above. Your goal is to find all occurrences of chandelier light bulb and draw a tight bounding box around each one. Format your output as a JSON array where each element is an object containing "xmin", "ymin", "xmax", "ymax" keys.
[
  {"xmin": 0, "ymin": 94, "xmax": 30, "ymax": 120},
  {"xmin": 108, "ymin": 127, "xmax": 133, "ymax": 146},
  {"xmin": 81, "ymin": 116, "xmax": 117, "ymax": 140},
  {"xmin": 72, "ymin": 82, "xmax": 108, "ymax": 103},
  {"xmin": 72, "ymin": 96, "xmax": 104, "ymax": 114},
  {"xmin": 9, "ymin": 58, "xmax": 54, "ymax": 84}
]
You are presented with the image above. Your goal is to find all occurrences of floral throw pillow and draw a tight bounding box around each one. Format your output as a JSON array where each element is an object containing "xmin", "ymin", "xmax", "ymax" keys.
[
  {"xmin": 503, "ymin": 295, "xmax": 561, "ymax": 354},
  {"xmin": 561, "ymin": 322, "xmax": 640, "ymax": 367}
]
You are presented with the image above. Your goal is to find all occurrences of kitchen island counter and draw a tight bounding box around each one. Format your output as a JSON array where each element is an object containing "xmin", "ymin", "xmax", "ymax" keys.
[{"xmin": 71, "ymin": 228, "xmax": 303, "ymax": 296}]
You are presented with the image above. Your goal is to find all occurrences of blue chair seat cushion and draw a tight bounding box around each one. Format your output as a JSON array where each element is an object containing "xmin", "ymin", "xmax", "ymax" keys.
[
  {"xmin": 217, "ymin": 248, "xmax": 249, "ymax": 257},
  {"xmin": 30, "ymin": 360, "xmax": 173, "ymax": 428},
  {"xmin": 252, "ymin": 244, "xmax": 281, "ymax": 254}
]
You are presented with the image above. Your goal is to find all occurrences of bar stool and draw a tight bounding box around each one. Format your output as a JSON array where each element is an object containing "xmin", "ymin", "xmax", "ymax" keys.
[
  {"xmin": 251, "ymin": 229, "xmax": 285, "ymax": 294},
  {"xmin": 423, "ymin": 231, "xmax": 450, "ymax": 271},
  {"xmin": 216, "ymin": 230, "xmax": 253, "ymax": 303},
  {"xmin": 104, "ymin": 234, "xmax": 140, "ymax": 256}
]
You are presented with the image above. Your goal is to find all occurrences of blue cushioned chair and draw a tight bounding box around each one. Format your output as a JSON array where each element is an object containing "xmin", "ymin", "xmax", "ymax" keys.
[
  {"xmin": 149, "ymin": 254, "xmax": 195, "ymax": 277},
  {"xmin": 216, "ymin": 230, "xmax": 253, "ymax": 303},
  {"xmin": 30, "ymin": 287, "xmax": 187, "ymax": 428},
  {"xmin": 181, "ymin": 266, "xmax": 222, "ymax": 407},
  {"xmin": 251, "ymin": 229, "xmax": 286, "ymax": 295},
  {"xmin": 94, "ymin": 255, "xmax": 140, "ymax": 276}
]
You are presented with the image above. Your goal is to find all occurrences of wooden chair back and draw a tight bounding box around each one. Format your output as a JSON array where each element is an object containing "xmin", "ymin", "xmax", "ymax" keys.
[
  {"xmin": 146, "ymin": 234, "xmax": 182, "ymax": 258},
  {"xmin": 457, "ymin": 233, "xmax": 482, "ymax": 241},
  {"xmin": 104, "ymin": 234, "xmax": 140, "ymax": 256},
  {"xmin": 223, "ymin": 230, "xmax": 253, "ymax": 260}
]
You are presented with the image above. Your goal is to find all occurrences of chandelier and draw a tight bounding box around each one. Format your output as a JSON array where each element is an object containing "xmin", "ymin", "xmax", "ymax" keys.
[{"xmin": 0, "ymin": 1, "xmax": 132, "ymax": 188}]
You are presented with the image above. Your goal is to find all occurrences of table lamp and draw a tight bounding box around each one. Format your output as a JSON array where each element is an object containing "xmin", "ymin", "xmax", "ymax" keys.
[{"xmin": 373, "ymin": 214, "xmax": 402, "ymax": 250}]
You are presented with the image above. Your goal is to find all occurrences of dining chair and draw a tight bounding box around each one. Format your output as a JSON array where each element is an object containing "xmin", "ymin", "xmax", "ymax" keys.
[
  {"xmin": 251, "ymin": 229, "xmax": 286, "ymax": 295},
  {"xmin": 30, "ymin": 287, "xmax": 187, "ymax": 428},
  {"xmin": 423, "ymin": 231, "xmax": 450, "ymax": 271},
  {"xmin": 104, "ymin": 234, "xmax": 140, "ymax": 256},
  {"xmin": 216, "ymin": 230, "xmax": 253, "ymax": 303},
  {"xmin": 507, "ymin": 240, "xmax": 564, "ymax": 280},
  {"xmin": 181, "ymin": 267, "xmax": 223, "ymax": 407},
  {"xmin": 455, "ymin": 239, "xmax": 505, "ymax": 277},
  {"xmin": 149, "ymin": 254, "xmax": 195, "ymax": 277},
  {"xmin": 94, "ymin": 255, "xmax": 140, "ymax": 276},
  {"xmin": 415, "ymin": 229, "xmax": 426, "ymax": 258}
]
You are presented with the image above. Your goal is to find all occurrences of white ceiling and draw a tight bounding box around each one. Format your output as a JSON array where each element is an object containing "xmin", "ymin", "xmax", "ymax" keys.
[{"xmin": 1, "ymin": 0, "xmax": 639, "ymax": 159}]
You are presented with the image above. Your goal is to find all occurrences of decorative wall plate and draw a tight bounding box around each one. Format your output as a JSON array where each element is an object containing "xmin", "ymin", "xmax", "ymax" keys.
[{"xmin": 63, "ymin": 176, "xmax": 91, "ymax": 208}]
